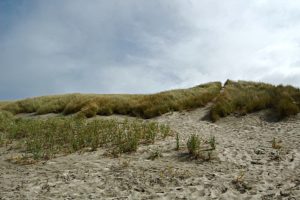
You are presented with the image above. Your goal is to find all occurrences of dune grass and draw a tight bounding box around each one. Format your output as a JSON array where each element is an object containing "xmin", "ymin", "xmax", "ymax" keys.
[
  {"xmin": 0, "ymin": 111, "xmax": 172, "ymax": 160},
  {"xmin": 210, "ymin": 80, "xmax": 300, "ymax": 121},
  {"xmin": 1, "ymin": 82, "xmax": 222, "ymax": 119},
  {"xmin": 1, "ymin": 80, "xmax": 299, "ymax": 162},
  {"xmin": 0, "ymin": 101, "xmax": 11, "ymax": 109},
  {"xmin": 1, "ymin": 80, "xmax": 299, "ymax": 122}
]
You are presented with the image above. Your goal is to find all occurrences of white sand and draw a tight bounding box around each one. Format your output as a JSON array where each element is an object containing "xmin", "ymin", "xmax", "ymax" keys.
[{"xmin": 1, "ymin": 107, "xmax": 300, "ymax": 199}]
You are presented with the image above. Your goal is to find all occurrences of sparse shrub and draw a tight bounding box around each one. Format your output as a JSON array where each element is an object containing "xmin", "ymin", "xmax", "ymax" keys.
[
  {"xmin": 269, "ymin": 137, "xmax": 283, "ymax": 161},
  {"xmin": 187, "ymin": 134, "xmax": 202, "ymax": 158},
  {"xmin": 232, "ymin": 171, "xmax": 251, "ymax": 193},
  {"xmin": 160, "ymin": 124, "xmax": 172, "ymax": 139},
  {"xmin": 115, "ymin": 128, "xmax": 139, "ymax": 153},
  {"xmin": 145, "ymin": 122, "xmax": 158, "ymax": 144},
  {"xmin": 186, "ymin": 134, "xmax": 217, "ymax": 160}
]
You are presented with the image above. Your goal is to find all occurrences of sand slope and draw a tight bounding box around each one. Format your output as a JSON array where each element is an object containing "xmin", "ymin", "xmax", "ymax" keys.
[{"xmin": 1, "ymin": 107, "xmax": 300, "ymax": 199}]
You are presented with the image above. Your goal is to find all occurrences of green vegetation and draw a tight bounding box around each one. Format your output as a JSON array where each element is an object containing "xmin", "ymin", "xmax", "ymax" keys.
[
  {"xmin": 210, "ymin": 80, "xmax": 300, "ymax": 121},
  {"xmin": 2, "ymin": 80, "xmax": 299, "ymax": 164},
  {"xmin": 0, "ymin": 111, "xmax": 172, "ymax": 160},
  {"xmin": 1, "ymin": 80, "xmax": 299, "ymax": 124},
  {"xmin": 186, "ymin": 134, "xmax": 216, "ymax": 160},
  {"xmin": 0, "ymin": 111, "xmax": 15, "ymax": 144},
  {"xmin": 187, "ymin": 134, "xmax": 202, "ymax": 157},
  {"xmin": 175, "ymin": 132, "xmax": 180, "ymax": 150},
  {"xmin": 1, "ymin": 82, "xmax": 222, "ymax": 119},
  {"xmin": 0, "ymin": 101, "xmax": 11, "ymax": 109}
]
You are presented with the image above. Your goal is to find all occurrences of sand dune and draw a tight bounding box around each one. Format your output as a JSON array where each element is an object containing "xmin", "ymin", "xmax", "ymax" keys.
[{"xmin": 1, "ymin": 106, "xmax": 300, "ymax": 199}]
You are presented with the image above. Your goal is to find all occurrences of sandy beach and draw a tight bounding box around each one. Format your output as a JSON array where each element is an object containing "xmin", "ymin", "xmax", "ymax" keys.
[{"xmin": 1, "ymin": 106, "xmax": 299, "ymax": 199}]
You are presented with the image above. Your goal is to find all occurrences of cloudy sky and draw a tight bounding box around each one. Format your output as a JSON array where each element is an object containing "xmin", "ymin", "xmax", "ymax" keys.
[{"xmin": 1, "ymin": 0, "xmax": 300, "ymax": 99}]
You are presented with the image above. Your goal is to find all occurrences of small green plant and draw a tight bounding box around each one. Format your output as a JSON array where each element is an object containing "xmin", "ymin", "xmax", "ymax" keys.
[
  {"xmin": 231, "ymin": 171, "xmax": 251, "ymax": 194},
  {"xmin": 234, "ymin": 171, "xmax": 245, "ymax": 183},
  {"xmin": 270, "ymin": 137, "xmax": 283, "ymax": 161},
  {"xmin": 187, "ymin": 134, "xmax": 202, "ymax": 158},
  {"xmin": 271, "ymin": 137, "xmax": 282, "ymax": 149},
  {"xmin": 175, "ymin": 132, "xmax": 180, "ymax": 150},
  {"xmin": 186, "ymin": 134, "xmax": 217, "ymax": 160},
  {"xmin": 146, "ymin": 122, "xmax": 158, "ymax": 144},
  {"xmin": 116, "ymin": 129, "xmax": 139, "ymax": 154},
  {"xmin": 160, "ymin": 124, "xmax": 172, "ymax": 139}
]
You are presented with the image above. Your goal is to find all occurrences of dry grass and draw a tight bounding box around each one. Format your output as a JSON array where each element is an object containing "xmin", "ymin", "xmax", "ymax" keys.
[
  {"xmin": 1, "ymin": 80, "xmax": 299, "ymax": 162},
  {"xmin": 0, "ymin": 101, "xmax": 11, "ymax": 109},
  {"xmin": 210, "ymin": 80, "xmax": 300, "ymax": 121},
  {"xmin": 1, "ymin": 82, "xmax": 222, "ymax": 119},
  {"xmin": 1, "ymin": 80, "xmax": 299, "ymax": 122}
]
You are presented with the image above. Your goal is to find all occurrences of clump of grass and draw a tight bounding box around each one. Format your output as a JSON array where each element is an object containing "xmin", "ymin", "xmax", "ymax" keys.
[
  {"xmin": 187, "ymin": 134, "xmax": 202, "ymax": 158},
  {"xmin": 1, "ymin": 82, "xmax": 222, "ymax": 119},
  {"xmin": 271, "ymin": 137, "xmax": 282, "ymax": 149},
  {"xmin": 186, "ymin": 134, "xmax": 217, "ymax": 160},
  {"xmin": 160, "ymin": 124, "xmax": 172, "ymax": 139},
  {"xmin": 210, "ymin": 80, "xmax": 300, "ymax": 121},
  {"xmin": 0, "ymin": 116, "xmax": 172, "ymax": 160},
  {"xmin": 231, "ymin": 171, "xmax": 251, "ymax": 194},
  {"xmin": 79, "ymin": 102, "xmax": 99, "ymax": 118}
]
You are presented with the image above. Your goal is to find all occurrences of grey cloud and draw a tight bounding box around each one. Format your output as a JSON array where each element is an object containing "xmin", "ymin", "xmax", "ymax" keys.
[{"xmin": 1, "ymin": 0, "xmax": 300, "ymax": 99}]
